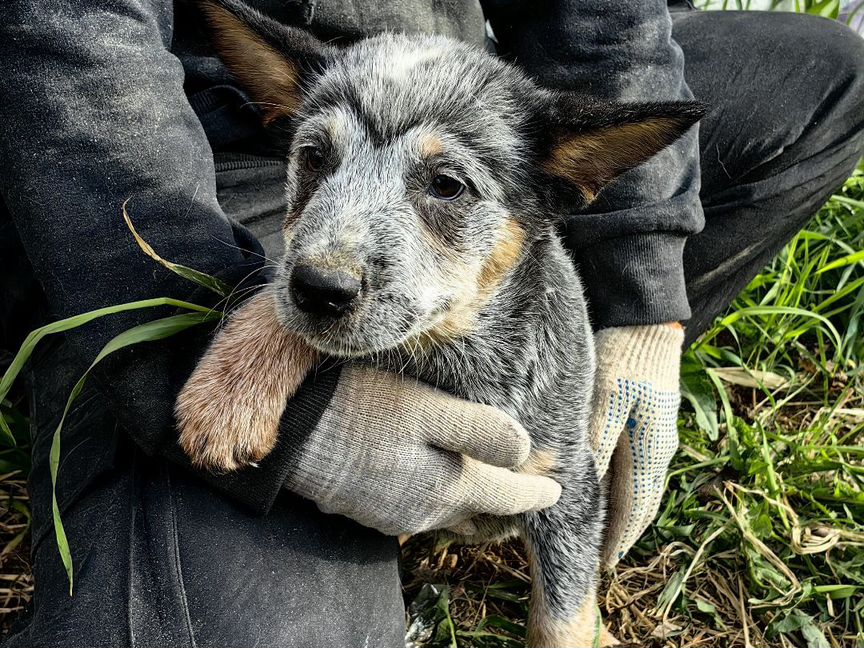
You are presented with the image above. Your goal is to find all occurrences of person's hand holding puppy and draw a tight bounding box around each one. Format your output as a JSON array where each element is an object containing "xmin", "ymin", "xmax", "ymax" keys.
[
  {"xmin": 589, "ymin": 323, "xmax": 684, "ymax": 565},
  {"xmin": 283, "ymin": 366, "xmax": 562, "ymax": 536},
  {"xmin": 178, "ymin": 291, "xmax": 562, "ymax": 537}
]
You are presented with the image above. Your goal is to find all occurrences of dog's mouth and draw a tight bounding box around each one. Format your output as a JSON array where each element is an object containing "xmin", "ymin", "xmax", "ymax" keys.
[{"xmin": 275, "ymin": 282, "xmax": 453, "ymax": 359}]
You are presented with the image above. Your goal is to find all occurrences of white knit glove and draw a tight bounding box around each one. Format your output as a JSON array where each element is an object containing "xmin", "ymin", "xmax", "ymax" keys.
[
  {"xmin": 285, "ymin": 367, "xmax": 563, "ymax": 536},
  {"xmin": 589, "ymin": 324, "xmax": 684, "ymax": 566}
]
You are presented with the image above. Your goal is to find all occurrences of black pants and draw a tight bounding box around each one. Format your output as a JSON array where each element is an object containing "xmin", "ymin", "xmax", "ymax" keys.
[{"xmin": 7, "ymin": 9, "xmax": 864, "ymax": 648}]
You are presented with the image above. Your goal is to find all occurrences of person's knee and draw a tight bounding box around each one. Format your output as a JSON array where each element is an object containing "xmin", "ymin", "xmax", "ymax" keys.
[
  {"xmin": 800, "ymin": 16, "xmax": 864, "ymax": 78},
  {"xmin": 687, "ymin": 11, "xmax": 864, "ymax": 189},
  {"xmin": 775, "ymin": 13, "xmax": 864, "ymax": 136}
]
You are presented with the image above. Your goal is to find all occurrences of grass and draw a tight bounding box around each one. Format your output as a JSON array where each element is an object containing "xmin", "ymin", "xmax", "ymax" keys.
[
  {"xmin": 0, "ymin": 362, "xmax": 32, "ymax": 635},
  {"xmin": 1, "ymin": 5, "xmax": 862, "ymax": 645}
]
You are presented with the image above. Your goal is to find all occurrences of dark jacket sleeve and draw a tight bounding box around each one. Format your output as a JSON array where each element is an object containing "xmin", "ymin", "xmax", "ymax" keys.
[
  {"xmin": 482, "ymin": 0, "xmax": 705, "ymax": 328},
  {"xmin": 0, "ymin": 0, "xmax": 333, "ymax": 513}
]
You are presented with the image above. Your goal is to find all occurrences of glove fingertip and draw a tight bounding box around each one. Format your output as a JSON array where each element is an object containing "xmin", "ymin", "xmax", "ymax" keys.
[
  {"xmin": 524, "ymin": 475, "xmax": 562, "ymax": 511},
  {"xmin": 542, "ymin": 478, "xmax": 563, "ymax": 508},
  {"xmin": 482, "ymin": 410, "xmax": 531, "ymax": 467},
  {"xmin": 508, "ymin": 429, "xmax": 532, "ymax": 466}
]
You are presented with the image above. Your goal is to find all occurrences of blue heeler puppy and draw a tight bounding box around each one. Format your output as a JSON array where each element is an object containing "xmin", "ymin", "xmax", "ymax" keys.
[{"xmin": 177, "ymin": 1, "xmax": 703, "ymax": 644}]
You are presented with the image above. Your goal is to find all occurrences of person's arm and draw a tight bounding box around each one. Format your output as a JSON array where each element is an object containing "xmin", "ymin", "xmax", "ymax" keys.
[
  {"xmin": 483, "ymin": 0, "xmax": 699, "ymax": 564},
  {"xmin": 483, "ymin": 0, "xmax": 703, "ymax": 327},
  {"xmin": 0, "ymin": 0, "xmax": 334, "ymax": 512}
]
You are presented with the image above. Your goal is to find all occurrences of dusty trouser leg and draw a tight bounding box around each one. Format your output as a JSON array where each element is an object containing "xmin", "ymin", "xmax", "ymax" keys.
[
  {"xmin": 4, "ymin": 338, "xmax": 404, "ymax": 648},
  {"xmin": 672, "ymin": 10, "xmax": 864, "ymax": 346}
]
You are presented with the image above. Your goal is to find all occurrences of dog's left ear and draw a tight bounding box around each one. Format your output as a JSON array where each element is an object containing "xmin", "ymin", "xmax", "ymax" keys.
[
  {"xmin": 538, "ymin": 94, "xmax": 706, "ymax": 202},
  {"xmin": 199, "ymin": 0, "xmax": 334, "ymax": 124}
]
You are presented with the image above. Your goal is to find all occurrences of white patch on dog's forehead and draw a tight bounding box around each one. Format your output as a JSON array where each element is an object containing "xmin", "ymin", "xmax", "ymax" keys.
[
  {"xmin": 418, "ymin": 283, "xmax": 440, "ymax": 312},
  {"xmin": 376, "ymin": 45, "xmax": 446, "ymax": 81}
]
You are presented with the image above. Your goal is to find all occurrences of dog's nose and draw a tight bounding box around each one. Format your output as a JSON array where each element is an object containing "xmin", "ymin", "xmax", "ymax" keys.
[{"xmin": 290, "ymin": 264, "xmax": 362, "ymax": 317}]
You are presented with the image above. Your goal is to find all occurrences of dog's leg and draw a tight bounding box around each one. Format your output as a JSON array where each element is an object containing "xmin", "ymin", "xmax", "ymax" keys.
[
  {"xmin": 177, "ymin": 290, "xmax": 318, "ymax": 472},
  {"xmin": 521, "ymin": 456, "xmax": 603, "ymax": 648}
]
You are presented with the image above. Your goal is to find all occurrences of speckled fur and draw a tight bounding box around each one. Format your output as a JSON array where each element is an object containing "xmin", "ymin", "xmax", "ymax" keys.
[{"xmin": 184, "ymin": 2, "xmax": 702, "ymax": 644}]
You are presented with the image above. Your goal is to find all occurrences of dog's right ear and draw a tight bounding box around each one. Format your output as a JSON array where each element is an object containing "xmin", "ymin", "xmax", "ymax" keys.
[
  {"xmin": 199, "ymin": 0, "xmax": 333, "ymax": 124},
  {"xmin": 535, "ymin": 92, "xmax": 705, "ymax": 204}
]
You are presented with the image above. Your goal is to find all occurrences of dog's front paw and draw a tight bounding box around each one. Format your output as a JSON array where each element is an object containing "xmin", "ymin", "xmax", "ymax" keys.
[
  {"xmin": 175, "ymin": 291, "xmax": 319, "ymax": 472},
  {"xmin": 177, "ymin": 389, "xmax": 279, "ymax": 472},
  {"xmin": 177, "ymin": 377, "xmax": 280, "ymax": 472}
]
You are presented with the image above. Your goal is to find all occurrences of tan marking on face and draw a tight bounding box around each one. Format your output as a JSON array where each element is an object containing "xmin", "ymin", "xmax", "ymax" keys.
[
  {"xmin": 517, "ymin": 449, "xmax": 558, "ymax": 476},
  {"xmin": 413, "ymin": 217, "xmax": 526, "ymax": 347},
  {"xmin": 202, "ymin": 2, "xmax": 303, "ymax": 125},
  {"xmin": 418, "ymin": 133, "xmax": 444, "ymax": 158},
  {"xmin": 478, "ymin": 218, "xmax": 526, "ymax": 296},
  {"xmin": 177, "ymin": 290, "xmax": 318, "ymax": 472},
  {"xmin": 423, "ymin": 302, "xmax": 477, "ymax": 344},
  {"xmin": 325, "ymin": 114, "xmax": 345, "ymax": 143}
]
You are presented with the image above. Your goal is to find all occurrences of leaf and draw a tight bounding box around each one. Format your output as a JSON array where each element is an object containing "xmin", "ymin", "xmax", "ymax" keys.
[
  {"xmin": 712, "ymin": 367, "xmax": 789, "ymax": 390},
  {"xmin": 716, "ymin": 306, "xmax": 843, "ymax": 352},
  {"xmin": 816, "ymin": 248, "xmax": 864, "ymax": 274},
  {"xmin": 475, "ymin": 615, "xmax": 525, "ymax": 638},
  {"xmin": 49, "ymin": 311, "xmax": 219, "ymax": 595},
  {"xmin": 0, "ymin": 415, "xmax": 15, "ymax": 447},
  {"xmin": 0, "ymin": 400, "xmax": 30, "ymax": 449},
  {"xmin": 1, "ymin": 499, "xmax": 31, "ymax": 558},
  {"xmin": 705, "ymin": 368, "xmax": 744, "ymax": 469},
  {"xmin": 593, "ymin": 605, "xmax": 602, "ymax": 648},
  {"xmin": 813, "ymin": 584, "xmax": 859, "ymax": 600},
  {"xmin": 805, "ymin": 0, "xmax": 840, "ymax": 19},
  {"xmin": 770, "ymin": 609, "xmax": 810, "ymax": 635},
  {"xmin": 650, "ymin": 620, "xmax": 682, "ymax": 640},
  {"xmin": 801, "ymin": 620, "xmax": 831, "ymax": 648},
  {"xmin": 655, "ymin": 567, "xmax": 687, "ymax": 612},
  {"xmin": 406, "ymin": 583, "xmax": 448, "ymax": 645},
  {"xmin": 123, "ymin": 200, "xmax": 232, "ymax": 297},
  {"xmin": 680, "ymin": 364, "xmax": 720, "ymax": 440},
  {"xmin": 695, "ymin": 597, "xmax": 713, "ymax": 611}
]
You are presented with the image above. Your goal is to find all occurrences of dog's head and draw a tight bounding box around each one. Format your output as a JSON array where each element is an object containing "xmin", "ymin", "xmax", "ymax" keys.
[{"xmin": 204, "ymin": 0, "xmax": 703, "ymax": 357}]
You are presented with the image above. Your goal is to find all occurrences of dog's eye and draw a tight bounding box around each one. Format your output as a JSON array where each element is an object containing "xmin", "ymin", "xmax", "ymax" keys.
[
  {"xmin": 304, "ymin": 147, "xmax": 326, "ymax": 172},
  {"xmin": 429, "ymin": 175, "xmax": 465, "ymax": 201}
]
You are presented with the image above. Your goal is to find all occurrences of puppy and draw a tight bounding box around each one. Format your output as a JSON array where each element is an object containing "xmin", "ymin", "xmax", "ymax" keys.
[{"xmin": 177, "ymin": 2, "xmax": 702, "ymax": 645}]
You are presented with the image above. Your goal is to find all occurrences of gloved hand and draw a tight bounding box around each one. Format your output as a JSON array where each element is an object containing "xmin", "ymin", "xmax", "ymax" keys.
[
  {"xmin": 283, "ymin": 366, "xmax": 563, "ymax": 536},
  {"xmin": 588, "ymin": 324, "xmax": 683, "ymax": 566}
]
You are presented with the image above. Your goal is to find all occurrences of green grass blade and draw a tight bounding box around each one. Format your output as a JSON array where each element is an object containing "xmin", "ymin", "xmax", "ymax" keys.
[
  {"xmin": 123, "ymin": 201, "xmax": 232, "ymax": 297},
  {"xmin": 593, "ymin": 605, "xmax": 602, "ymax": 648},
  {"xmin": 0, "ymin": 297, "xmax": 213, "ymax": 405},
  {"xmin": 716, "ymin": 305, "xmax": 843, "ymax": 351},
  {"xmin": 49, "ymin": 311, "xmax": 219, "ymax": 595},
  {"xmin": 816, "ymin": 249, "xmax": 864, "ymax": 274},
  {"xmin": 831, "ymin": 194, "xmax": 864, "ymax": 210},
  {"xmin": 1, "ymin": 500, "xmax": 31, "ymax": 559},
  {"xmin": 0, "ymin": 415, "xmax": 15, "ymax": 447}
]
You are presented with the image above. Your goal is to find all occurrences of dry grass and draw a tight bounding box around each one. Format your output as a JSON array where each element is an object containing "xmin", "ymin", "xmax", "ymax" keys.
[{"xmin": 0, "ymin": 474, "xmax": 32, "ymax": 637}]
